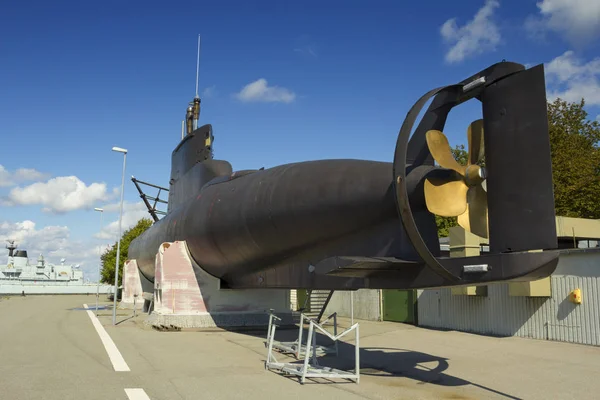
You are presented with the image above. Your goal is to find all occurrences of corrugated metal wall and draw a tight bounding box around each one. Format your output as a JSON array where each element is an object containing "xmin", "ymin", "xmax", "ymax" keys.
[
  {"xmin": 417, "ymin": 250, "xmax": 600, "ymax": 346},
  {"xmin": 323, "ymin": 289, "xmax": 382, "ymax": 321}
]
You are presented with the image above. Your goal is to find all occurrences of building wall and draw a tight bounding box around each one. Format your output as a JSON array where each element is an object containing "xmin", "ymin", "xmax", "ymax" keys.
[
  {"xmin": 323, "ymin": 289, "xmax": 381, "ymax": 321},
  {"xmin": 417, "ymin": 250, "xmax": 600, "ymax": 346}
]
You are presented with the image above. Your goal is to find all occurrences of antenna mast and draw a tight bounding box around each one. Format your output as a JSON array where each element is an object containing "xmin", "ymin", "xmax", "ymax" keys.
[
  {"xmin": 195, "ymin": 34, "xmax": 201, "ymax": 99},
  {"xmin": 184, "ymin": 35, "xmax": 203, "ymax": 136},
  {"xmin": 186, "ymin": 34, "xmax": 202, "ymax": 135}
]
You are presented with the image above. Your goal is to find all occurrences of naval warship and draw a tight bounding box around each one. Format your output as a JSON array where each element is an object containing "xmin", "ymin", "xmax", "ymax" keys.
[{"xmin": 0, "ymin": 240, "xmax": 113, "ymax": 295}]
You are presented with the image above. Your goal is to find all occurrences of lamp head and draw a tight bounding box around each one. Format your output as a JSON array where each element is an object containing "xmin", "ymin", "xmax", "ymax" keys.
[
  {"xmin": 112, "ymin": 146, "xmax": 128, "ymax": 154},
  {"xmin": 94, "ymin": 208, "xmax": 103, "ymax": 212}
]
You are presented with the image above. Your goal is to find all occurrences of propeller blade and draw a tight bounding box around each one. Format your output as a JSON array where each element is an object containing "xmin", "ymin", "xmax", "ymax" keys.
[
  {"xmin": 467, "ymin": 119, "xmax": 485, "ymax": 165},
  {"xmin": 426, "ymin": 130, "xmax": 467, "ymax": 175},
  {"xmin": 458, "ymin": 185, "xmax": 488, "ymax": 238},
  {"xmin": 424, "ymin": 175, "xmax": 469, "ymax": 217}
]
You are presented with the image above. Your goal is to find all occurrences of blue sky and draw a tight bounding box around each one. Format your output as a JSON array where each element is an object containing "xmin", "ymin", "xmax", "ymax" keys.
[{"xmin": 1, "ymin": 0, "xmax": 599, "ymax": 280}]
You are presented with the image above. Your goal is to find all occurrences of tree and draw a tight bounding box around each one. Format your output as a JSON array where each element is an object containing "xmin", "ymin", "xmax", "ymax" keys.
[
  {"xmin": 547, "ymin": 98, "xmax": 600, "ymax": 219},
  {"xmin": 435, "ymin": 214, "xmax": 458, "ymax": 238},
  {"xmin": 100, "ymin": 218, "xmax": 153, "ymax": 286}
]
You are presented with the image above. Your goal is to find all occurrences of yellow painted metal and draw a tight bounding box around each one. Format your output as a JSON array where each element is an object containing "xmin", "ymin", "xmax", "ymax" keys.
[
  {"xmin": 555, "ymin": 216, "xmax": 600, "ymax": 239},
  {"xmin": 424, "ymin": 177, "xmax": 468, "ymax": 217},
  {"xmin": 424, "ymin": 122, "xmax": 489, "ymax": 237},
  {"xmin": 451, "ymin": 285, "xmax": 488, "ymax": 296},
  {"xmin": 458, "ymin": 185, "xmax": 489, "ymax": 238},
  {"xmin": 467, "ymin": 119, "xmax": 485, "ymax": 165},
  {"xmin": 425, "ymin": 130, "xmax": 466, "ymax": 175},
  {"xmin": 448, "ymin": 226, "xmax": 481, "ymax": 257},
  {"xmin": 509, "ymin": 277, "xmax": 552, "ymax": 297},
  {"xmin": 464, "ymin": 164, "xmax": 484, "ymax": 186},
  {"xmin": 570, "ymin": 288, "xmax": 582, "ymax": 304}
]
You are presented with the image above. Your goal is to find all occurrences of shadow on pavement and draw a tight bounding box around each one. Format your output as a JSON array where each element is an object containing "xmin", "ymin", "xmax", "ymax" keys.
[{"xmin": 235, "ymin": 324, "xmax": 522, "ymax": 399}]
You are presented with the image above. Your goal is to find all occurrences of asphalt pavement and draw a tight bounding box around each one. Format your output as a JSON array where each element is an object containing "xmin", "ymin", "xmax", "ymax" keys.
[{"xmin": 1, "ymin": 294, "xmax": 599, "ymax": 400}]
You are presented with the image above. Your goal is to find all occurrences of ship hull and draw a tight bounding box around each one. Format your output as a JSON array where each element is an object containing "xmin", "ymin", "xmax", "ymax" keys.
[
  {"xmin": 128, "ymin": 159, "xmax": 406, "ymax": 282},
  {"xmin": 0, "ymin": 282, "xmax": 113, "ymax": 295}
]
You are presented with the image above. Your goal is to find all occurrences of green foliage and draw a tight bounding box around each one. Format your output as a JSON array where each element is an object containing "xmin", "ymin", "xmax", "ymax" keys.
[
  {"xmin": 435, "ymin": 144, "xmax": 469, "ymax": 237},
  {"xmin": 451, "ymin": 144, "xmax": 468, "ymax": 165},
  {"xmin": 547, "ymin": 98, "xmax": 600, "ymax": 219},
  {"xmin": 100, "ymin": 218, "xmax": 153, "ymax": 286},
  {"xmin": 435, "ymin": 214, "xmax": 458, "ymax": 238}
]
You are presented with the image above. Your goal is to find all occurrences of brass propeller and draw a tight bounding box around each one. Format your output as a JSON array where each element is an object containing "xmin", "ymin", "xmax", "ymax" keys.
[{"xmin": 423, "ymin": 119, "xmax": 489, "ymax": 238}]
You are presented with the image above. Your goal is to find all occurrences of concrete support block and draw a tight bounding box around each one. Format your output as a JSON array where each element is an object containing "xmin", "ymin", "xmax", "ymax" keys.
[
  {"xmin": 451, "ymin": 285, "xmax": 488, "ymax": 296},
  {"xmin": 449, "ymin": 226, "xmax": 481, "ymax": 258},
  {"xmin": 121, "ymin": 259, "xmax": 143, "ymax": 309},
  {"xmin": 150, "ymin": 241, "xmax": 291, "ymax": 329},
  {"xmin": 509, "ymin": 276, "xmax": 552, "ymax": 297},
  {"xmin": 449, "ymin": 226, "xmax": 487, "ymax": 296}
]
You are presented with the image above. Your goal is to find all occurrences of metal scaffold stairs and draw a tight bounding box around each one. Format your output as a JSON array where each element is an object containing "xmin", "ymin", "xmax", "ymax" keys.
[
  {"xmin": 300, "ymin": 290, "xmax": 334, "ymax": 322},
  {"xmin": 265, "ymin": 313, "xmax": 360, "ymax": 385}
]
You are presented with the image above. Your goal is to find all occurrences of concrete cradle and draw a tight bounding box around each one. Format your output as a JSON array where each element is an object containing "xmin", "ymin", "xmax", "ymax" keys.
[{"xmin": 124, "ymin": 241, "xmax": 292, "ymax": 329}]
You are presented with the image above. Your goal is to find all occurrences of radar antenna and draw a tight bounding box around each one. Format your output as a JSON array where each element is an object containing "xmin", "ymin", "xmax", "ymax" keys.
[{"xmin": 6, "ymin": 240, "xmax": 17, "ymax": 257}]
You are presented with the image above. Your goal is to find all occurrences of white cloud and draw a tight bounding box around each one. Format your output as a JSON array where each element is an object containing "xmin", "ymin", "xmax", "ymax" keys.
[
  {"xmin": 440, "ymin": 0, "xmax": 501, "ymax": 63},
  {"xmin": 13, "ymin": 168, "xmax": 48, "ymax": 182},
  {"xmin": 234, "ymin": 78, "xmax": 296, "ymax": 103},
  {"xmin": 0, "ymin": 201, "xmax": 152, "ymax": 282},
  {"xmin": 95, "ymin": 201, "xmax": 150, "ymax": 240},
  {"xmin": 0, "ymin": 220, "xmax": 106, "ymax": 281},
  {"xmin": 0, "ymin": 167, "xmax": 10, "ymax": 188},
  {"xmin": 0, "ymin": 220, "xmax": 69, "ymax": 252},
  {"xmin": 0, "ymin": 165, "xmax": 49, "ymax": 187},
  {"xmin": 4, "ymin": 176, "xmax": 115, "ymax": 213},
  {"xmin": 545, "ymin": 51, "xmax": 600, "ymax": 106},
  {"xmin": 526, "ymin": 0, "xmax": 600, "ymax": 45},
  {"xmin": 202, "ymin": 85, "xmax": 216, "ymax": 98}
]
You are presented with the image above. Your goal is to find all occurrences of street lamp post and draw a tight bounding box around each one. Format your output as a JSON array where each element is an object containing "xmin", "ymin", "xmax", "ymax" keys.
[
  {"xmin": 112, "ymin": 146, "xmax": 128, "ymax": 325},
  {"xmin": 94, "ymin": 207, "xmax": 104, "ymax": 316}
]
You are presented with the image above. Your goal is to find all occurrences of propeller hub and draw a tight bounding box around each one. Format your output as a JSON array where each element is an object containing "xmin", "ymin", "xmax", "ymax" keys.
[{"xmin": 465, "ymin": 165, "xmax": 485, "ymax": 186}]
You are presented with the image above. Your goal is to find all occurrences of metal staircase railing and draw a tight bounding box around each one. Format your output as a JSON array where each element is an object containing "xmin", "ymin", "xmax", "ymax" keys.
[{"xmin": 300, "ymin": 290, "xmax": 334, "ymax": 322}]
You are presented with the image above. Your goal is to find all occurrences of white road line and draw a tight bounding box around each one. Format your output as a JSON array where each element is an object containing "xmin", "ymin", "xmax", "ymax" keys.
[
  {"xmin": 125, "ymin": 388, "xmax": 151, "ymax": 400},
  {"xmin": 83, "ymin": 303, "xmax": 130, "ymax": 372}
]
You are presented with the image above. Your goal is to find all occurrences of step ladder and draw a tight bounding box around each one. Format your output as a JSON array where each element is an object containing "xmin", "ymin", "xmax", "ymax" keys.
[{"xmin": 300, "ymin": 290, "xmax": 334, "ymax": 322}]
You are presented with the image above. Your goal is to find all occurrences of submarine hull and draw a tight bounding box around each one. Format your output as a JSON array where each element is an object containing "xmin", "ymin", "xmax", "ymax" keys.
[
  {"xmin": 128, "ymin": 159, "xmax": 407, "ymax": 283},
  {"xmin": 127, "ymin": 61, "xmax": 563, "ymax": 291}
]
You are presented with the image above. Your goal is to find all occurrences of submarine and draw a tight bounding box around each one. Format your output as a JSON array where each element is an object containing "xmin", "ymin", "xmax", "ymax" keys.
[{"xmin": 128, "ymin": 60, "xmax": 560, "ymax": 291}]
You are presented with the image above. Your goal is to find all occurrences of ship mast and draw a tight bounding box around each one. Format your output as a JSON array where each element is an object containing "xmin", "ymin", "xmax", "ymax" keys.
[{"xmin": 6, "ymin": 240, "xmax": 17, "ymax": 257}]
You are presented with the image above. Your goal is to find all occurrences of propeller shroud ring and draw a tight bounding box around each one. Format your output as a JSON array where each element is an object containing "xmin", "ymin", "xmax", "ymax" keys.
[{"xmin": 392, "ymin": 84, "xmax": 464, "ymax": 283}]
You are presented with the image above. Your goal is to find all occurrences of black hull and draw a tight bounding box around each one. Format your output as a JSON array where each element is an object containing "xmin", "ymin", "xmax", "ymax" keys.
[
  {"xmin": 128, "ymin": 61, "xmax": 562, "ymax": 290},
  {"xmin": 129, "ymin": 159, "xmax": 403, "ymax": 282}
]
